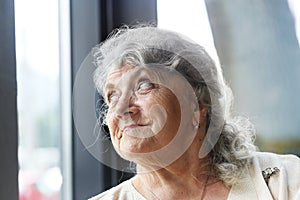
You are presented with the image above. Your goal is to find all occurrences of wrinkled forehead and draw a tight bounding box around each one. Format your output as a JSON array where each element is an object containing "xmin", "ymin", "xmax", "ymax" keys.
[
  {"xmin": 106, "ymin": 64, "xmax": 181, "ymax": 83},
  {"xmin": 106, "ymin": 65, "xmax": 136, "ymax": 81}
]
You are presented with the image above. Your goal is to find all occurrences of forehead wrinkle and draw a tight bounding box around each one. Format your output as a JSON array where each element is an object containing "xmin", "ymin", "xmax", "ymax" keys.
[
  {"xmin": 105, "ymin": 66, "xmax": 135, "ymax": 89},
  {"xmin": 106, "ymin": 65, "xmax": 136, "ymax": 79}
]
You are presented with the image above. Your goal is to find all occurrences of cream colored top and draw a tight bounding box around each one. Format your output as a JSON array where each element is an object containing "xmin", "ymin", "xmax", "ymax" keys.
[{"xmin": 90, "ymin": 152, "xmax": 300, "ymax": 200}]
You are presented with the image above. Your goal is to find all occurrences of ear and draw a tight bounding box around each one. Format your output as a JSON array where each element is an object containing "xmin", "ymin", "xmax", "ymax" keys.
[
  {"xmin": 192, "ymin": 110, "xmax": 200, "ymax": 128},
  {"xmin": 192, "ymin": 102, "xmax": 208, "ymax": 127},
  {"xmin": 199, "ymin": 103, "xmax": 208, "ymax": 124}
]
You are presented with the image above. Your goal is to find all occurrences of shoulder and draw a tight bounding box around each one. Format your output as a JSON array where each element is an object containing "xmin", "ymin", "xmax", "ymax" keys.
[
  {"xmin": 253, "ymin": 151, "xmax": 300, "ymax": 168},
  {"xmin": 89, "ymin": 178, "xmax": 145, "ymax": 200},
  {"xmin": 252, "ymin": 152, "xmax": 300, "ymax": 199},
  {"xmin": 252, "ymin": 151, "xmax": 300, "ymax": 180}
]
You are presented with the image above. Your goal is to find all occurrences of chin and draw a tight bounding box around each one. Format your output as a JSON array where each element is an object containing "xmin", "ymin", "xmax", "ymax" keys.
[
  {"xmin": 112, "ymin": 136, "xmax": 155, "ymax": 161},
  {"xmin": 121, "ymin": 135, "xmax": 153, "ymax": 153}
]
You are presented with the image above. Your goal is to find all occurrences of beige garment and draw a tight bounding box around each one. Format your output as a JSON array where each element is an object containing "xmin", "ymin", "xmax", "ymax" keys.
[
  {"xmin": 90, "ymin": 152, "xmax": 300, "ymax": 200},
  {"xmin": 229, "ymin": 152, "xmax": 300, "ymax": 200}
]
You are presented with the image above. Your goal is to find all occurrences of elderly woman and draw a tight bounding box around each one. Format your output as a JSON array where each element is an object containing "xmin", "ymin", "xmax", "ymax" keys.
[{"xmin": 90, "ymin": 26, "xmax": 300, "ymax": 200}]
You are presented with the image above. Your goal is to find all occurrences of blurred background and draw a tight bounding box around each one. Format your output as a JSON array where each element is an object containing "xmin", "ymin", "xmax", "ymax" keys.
[{"xmin": 1, "ymin": 0, "xmax": 299, "ymax": 199}]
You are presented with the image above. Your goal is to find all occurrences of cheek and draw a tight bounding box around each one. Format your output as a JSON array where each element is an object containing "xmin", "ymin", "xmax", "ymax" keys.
[
  {"xmin": 146, "ymin": 90, "xmax": 181, "ymax": 131},
  {"xmin": 106, "ymin": 110, "xmax": 116, "ymax": 134},
  {"xmin": 148, "ymin": 104, "xmax": 168, "ymax": 134},
  {"xmin": 156, "ymin": 90, "xmax": 181, "ymax": 118}
]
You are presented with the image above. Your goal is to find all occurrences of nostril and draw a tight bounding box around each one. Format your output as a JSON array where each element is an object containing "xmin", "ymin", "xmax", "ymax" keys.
[
  {"xmin": 114, "ymin": 110, "xmax": 132, "ymax": 119},
  {"xmin": 115, "ymin": 114, "xmax": 123, "ymax": 119},
  {"xmin": 123, "ymin": 111, "xmax": 134, "ymax": 117},
  {"xmin": 114, "ymin": 102, "xmax": 139, "ymax": 119}
]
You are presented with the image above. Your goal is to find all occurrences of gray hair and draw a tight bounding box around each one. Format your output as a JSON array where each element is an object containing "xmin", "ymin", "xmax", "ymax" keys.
[{"xmin": 93, "ymin": 25, "xmax": 256, "ymax": 185}]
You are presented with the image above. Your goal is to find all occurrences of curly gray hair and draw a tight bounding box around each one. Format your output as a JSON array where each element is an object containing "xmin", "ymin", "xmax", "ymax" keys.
[{"xmin": 93, "ymin": 25, "xmax": 257, "ymax": 186}]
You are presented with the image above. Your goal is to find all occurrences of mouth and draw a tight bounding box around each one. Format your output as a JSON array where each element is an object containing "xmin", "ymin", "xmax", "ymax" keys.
[
  {"xmin": 115, "ymin": 123, "xmax": 148, "ymax": 139},
  {"xmin": 119, "ymin": 123, "xmax": 159, "ymax": 139},
  {"xmin": 122, "ymin": 124, "xmax": 147, "ymax": 132}
]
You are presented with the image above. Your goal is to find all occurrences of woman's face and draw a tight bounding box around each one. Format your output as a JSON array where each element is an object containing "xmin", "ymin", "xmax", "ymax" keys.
[{"xmin": 104, "ymin": 65, "xmax": 198, "ymax": 163}]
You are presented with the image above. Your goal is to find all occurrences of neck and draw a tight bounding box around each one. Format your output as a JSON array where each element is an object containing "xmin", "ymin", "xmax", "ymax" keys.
[
  {"xmin": 132, "ymin": 132, "xmax": 219, "ymax": 199},
  {"xmin": 133, "ymin": 158, "xmax": 215, "ymax": 200}
]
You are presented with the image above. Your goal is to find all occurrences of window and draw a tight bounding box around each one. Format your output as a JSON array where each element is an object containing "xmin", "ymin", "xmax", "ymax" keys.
[
  {"xmin": 157, "ymin": 0, "xmax": 300, "ymax": 155},
  {"xmin": 157, "ymin": 0, "xmax": 217, "ymax": 63},
  {"xmin": 15, "ymin": 0, "xmax": 71, "ymax": 199}
]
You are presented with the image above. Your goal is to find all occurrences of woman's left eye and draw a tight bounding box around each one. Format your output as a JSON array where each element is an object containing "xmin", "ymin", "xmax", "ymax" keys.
[{"xmin": 137, "ymin": 81, "xmax": 155, "ymax": 93}]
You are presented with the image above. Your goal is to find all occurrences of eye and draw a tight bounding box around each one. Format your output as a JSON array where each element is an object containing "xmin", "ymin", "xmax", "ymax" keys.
[
  {"xmin": 137, "ymin": 80, "xmax": 156, "ymax": 94},
  {"xmin": 106, "ymin": 91, "xmax": 119, "ymax": 104}
]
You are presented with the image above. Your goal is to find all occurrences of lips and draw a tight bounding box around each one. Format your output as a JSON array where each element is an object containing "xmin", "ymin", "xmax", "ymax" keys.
[
  {"xmin": 122, "ymin": 124, "xmax": 146, "ymax": 132},
  {"xmin": 114, "ymin": 119, "xmax": 152, "ymax": 139},
  {"xmin": 113, "ymin": 120, "xmax": 146, "ymax": 139},
  {"xmin": 121, "ymin": 123, "xmax": 160, "ymax": 139}
]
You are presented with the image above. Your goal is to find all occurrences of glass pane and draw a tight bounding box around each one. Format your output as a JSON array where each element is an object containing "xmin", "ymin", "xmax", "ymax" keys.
[
  {"xmin": 15, "ymin": 0, "xmax": 62, "ymax": 199},
  {"xmin": 157, "ymin": 0, "xmax": 217, "ymax": 62},
  {"xmin": 288, "ymin": 0, "xmax": 300, "ymax": 46},
  {"xmin": 157, "ymin": 0, "xmax": 300, "ymax": 155}
]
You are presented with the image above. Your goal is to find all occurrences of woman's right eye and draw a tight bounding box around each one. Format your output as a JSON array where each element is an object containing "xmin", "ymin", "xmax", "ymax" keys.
[
  {"xmin": 107, "ymin": 92, "xmax": 119, "ymax": 104},
  {"xmin": 137, "ymin": 80, "xmax": 156, "ymax": 94}
]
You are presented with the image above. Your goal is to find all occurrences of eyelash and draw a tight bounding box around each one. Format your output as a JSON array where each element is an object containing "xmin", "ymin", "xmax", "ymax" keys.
[
  {"xmin": 137, "ymin": 80, "xmax": 156, "ymax": 93},
  {"xmin": 106, "ymin": 91, "xmax": 119, "ymax": 104}
]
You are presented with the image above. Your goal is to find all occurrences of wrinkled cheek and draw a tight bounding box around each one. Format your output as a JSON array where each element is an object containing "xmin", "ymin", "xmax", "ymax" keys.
[
  {"xmin": 106, "ymin": 114, "xmax": 120, "ymax": 150},
  {"xmin": 106, "ymin": 112, "xmax": 116, "ymax": 137},
  {"xmin": 149, "ymin": 104, "xmax": 167, "ymax": 135}
]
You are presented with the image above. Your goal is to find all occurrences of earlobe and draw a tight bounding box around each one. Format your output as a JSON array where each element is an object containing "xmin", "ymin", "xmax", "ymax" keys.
[
  {"xmin": 192, "ymin": 110, "xmax": 200, "ymax": 128},
  {"xmin": 192, "ymin": 102, "xmax": 208, "ymax": 128},
  {"xmin": 193, "ymin": 106, "xmax": 207, "ymax": 129}
]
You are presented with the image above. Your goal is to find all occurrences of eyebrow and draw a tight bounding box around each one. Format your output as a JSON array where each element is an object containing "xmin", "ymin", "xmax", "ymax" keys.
[{"xmin": 104, "ymin": 83, "xmax": 115, "ymax": 91}]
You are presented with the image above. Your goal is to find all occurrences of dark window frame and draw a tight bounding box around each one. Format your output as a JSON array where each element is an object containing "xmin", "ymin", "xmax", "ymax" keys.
[
  {"xmin": 0, "ymin": 0, "xmax": 19, "ymax": 199},
  {"xmin": 70, "ymin": 1, "xmax": 157, "ymax": 199}
]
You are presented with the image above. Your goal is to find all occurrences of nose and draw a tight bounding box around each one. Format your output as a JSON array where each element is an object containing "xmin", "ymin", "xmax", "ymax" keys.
[{"xmin": 113, "ymin": 93, "xmax": 139, "ymax": 119}]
